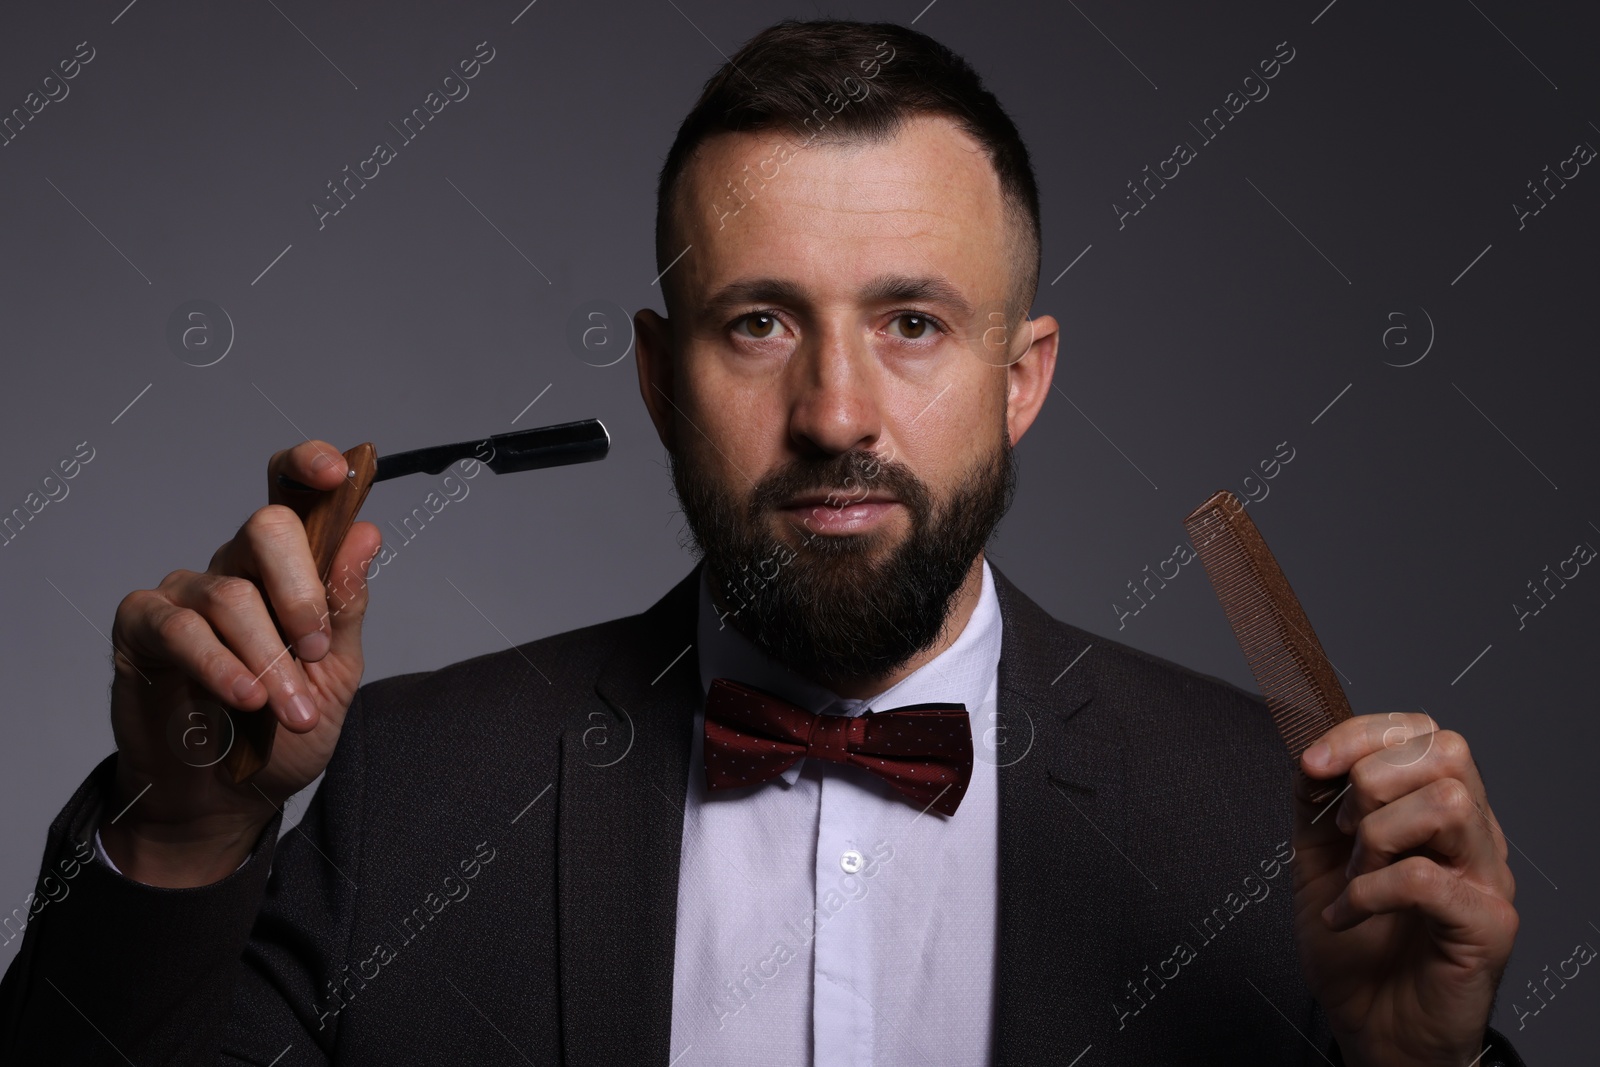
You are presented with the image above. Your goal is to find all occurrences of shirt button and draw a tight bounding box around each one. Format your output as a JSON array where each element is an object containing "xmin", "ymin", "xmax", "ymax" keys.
[{"xmin": 840, "ymin": 849, "xmax": 864, "ymax": 874}]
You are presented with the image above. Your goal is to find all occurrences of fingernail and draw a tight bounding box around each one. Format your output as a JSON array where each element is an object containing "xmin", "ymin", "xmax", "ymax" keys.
[
  {"xmin": 232, "ymin": 674, "xmax": 260, "ymax": 704},
  {"xmin": 296, "ymin": 629, "xmax": 330, "ymax": 660},
  {"xmin": 1304, "ymin": 742, "xmax": 1330, "ymax": 770},
  {"xmin": 311, "ymin": 451, "xmax": 339, "ymax": 472},
  {"xmin": 286, "ymin": 693, "xmax": 316, "ymax": 726}
]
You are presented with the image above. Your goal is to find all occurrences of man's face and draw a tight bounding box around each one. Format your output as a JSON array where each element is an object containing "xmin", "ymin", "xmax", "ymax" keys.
[{"xmin": 637, "ymin": 113, "xmax": 1057, "ymax": 690}]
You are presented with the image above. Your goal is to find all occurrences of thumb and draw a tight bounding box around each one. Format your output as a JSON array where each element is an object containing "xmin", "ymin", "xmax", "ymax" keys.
[{"xmin": 322, "ymin": 521, "xmax": 383, "ymax": 660}]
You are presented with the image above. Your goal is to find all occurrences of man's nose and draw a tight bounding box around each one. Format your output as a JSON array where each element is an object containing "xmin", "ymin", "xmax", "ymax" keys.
[{"xmin": 786, "ymin": 326, "xmax": 883, "ymax": 456}]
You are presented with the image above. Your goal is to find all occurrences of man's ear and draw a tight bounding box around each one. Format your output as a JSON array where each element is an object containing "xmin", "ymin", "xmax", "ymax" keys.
[
  {"xmin": 634, "ymin": 307, "xmax": 677, "ymax": 453},
  {"xmin": 1004, "ymin": 312, "xmax": 1059, "ymax": 448}
]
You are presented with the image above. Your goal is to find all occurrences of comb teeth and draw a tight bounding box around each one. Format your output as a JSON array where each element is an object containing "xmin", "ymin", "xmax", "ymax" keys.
[{"xmin": 1183, "ymin": 491, "xmax": 1352, "ymax": 771}]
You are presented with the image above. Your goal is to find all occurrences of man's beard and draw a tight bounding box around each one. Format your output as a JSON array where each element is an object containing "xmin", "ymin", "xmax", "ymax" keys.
[{"xmin": 670, "ymin": 424, "xmax": 1016, "ymax": 688}]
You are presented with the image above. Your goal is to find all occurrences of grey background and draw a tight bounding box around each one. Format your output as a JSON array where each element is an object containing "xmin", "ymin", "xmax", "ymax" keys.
[{"xmin": 2, "ymin": 0, "xmax": 1595, "ymax": 1058}]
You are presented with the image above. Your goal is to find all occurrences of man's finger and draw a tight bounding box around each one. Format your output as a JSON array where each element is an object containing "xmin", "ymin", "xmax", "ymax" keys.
[
  {"xmin": 1333, "ymin": 728, "xmax": 1492, "ymax": 837},
  {"xmin": 114, "ymin": 588, "xmax": 265, "ymax": 713},
  {"xmin": 321, "ymin": 521, "xmax": 382, "ymax": 661},
  {"xmin": 1301, "ymin": 711, "xmax": 1441, "ymax": 780},
  {"xmin": 1323, "ymin": 854, "xmax": 1516, "ymax": 946},
  {"xmin": 276, "ymin": 439, "xmax": 350, "ymax": 490},
  {"xmin": 165, "ymin": 576, "xmax": 319, "ymax": 733},
  {"xmin": 1344, "ymin": 778, "xmax": 1507, "ymax": 890},
  {"xmin": 234, "ymin": 505, "xmax": 332, "ymax": 661}
]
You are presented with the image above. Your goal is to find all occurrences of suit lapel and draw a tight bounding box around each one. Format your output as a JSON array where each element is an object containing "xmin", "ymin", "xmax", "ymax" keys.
[
  {"xmin": 990, "ymin": 562, "xmax": 1129, "ymax": 1064},
  {"xmin": 558, "ymin": 562, "xmax": 703, "ymax": 1067}
]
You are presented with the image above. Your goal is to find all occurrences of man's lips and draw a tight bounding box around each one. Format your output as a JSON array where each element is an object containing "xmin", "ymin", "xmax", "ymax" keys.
[
  {"xmin": 778, "ymin": 491, "xmax": 899, "ymax": 509},
  {"xmin": 776, "ymin": 493, "xmax": 901, "ymax": 534}
]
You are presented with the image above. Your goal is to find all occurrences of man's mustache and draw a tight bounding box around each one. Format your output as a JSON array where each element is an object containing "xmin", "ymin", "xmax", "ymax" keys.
[{"xmin": 747, "ymin": 451, "xmax": 928, "ymax": 517}]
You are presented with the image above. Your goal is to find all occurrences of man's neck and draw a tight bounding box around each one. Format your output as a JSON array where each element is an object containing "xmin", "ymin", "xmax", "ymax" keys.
[{"xmin": 707, "ymin": 552, "xmax": 988, "ymax": 701}]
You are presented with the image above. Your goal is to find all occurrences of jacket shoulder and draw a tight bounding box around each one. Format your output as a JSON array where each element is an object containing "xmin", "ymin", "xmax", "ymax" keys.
[
  {"xmin": 355, "ymin": 565, "xmax": 700, "ymax": 726},
  {"xmin": 993, "ymin": 563, "xmax": 1271, "ymax": 719},
  {"xmin": 355, "ymin": 607, "xmax": 643, "ymax": 727},
  {"xmin": 1074, "ymin": 624, "xmax": 1279, "ymax": 746},
  {"xmin": 1080, "ymin": 624, "xmax": 1291, "ymax": 773},
  {"xmin": 991, "ymin": 563, "xmax": 1290, "ymax": 780}
]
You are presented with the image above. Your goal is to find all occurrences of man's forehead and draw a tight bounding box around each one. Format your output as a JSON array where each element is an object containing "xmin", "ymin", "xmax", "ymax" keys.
[{"xmin": 672, "ymin": 114, "xmax": 1011, "ymax": 314}]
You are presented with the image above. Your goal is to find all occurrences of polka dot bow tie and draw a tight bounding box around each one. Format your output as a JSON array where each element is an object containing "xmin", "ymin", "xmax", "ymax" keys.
[{"xmin": 703, "ymin": 677, "xmax": 974, "ymax": 817}]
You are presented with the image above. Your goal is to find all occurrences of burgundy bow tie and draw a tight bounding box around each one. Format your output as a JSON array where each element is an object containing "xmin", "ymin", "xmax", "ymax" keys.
[{"xmin": 703, "ymin": 677, "xmax": 974, "ymax": 817}]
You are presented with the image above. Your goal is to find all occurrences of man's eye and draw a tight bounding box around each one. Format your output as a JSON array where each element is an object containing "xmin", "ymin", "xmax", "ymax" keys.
[
  {"xmin": 887, "ymin": 313, "xmax": 937, "ymax": 340},
  {"xmin": 734, "ymin": 313, "xmax": 787, "ymax": 339}
]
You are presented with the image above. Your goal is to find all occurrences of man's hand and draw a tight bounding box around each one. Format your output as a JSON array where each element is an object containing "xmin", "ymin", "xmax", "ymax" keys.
[
  {"xmin": 101, "ymin": 440, "xmax": 383, "ymax": 888},
  {"xmin": 1292, "ymin": 712, "xmax": 1518, "ymax": 1066}
]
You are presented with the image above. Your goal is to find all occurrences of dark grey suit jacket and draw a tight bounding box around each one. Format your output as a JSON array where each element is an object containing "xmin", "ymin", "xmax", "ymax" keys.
[{"xmin": 0, "ymin": 561, "xmax": 1525, "ymax": 1065}]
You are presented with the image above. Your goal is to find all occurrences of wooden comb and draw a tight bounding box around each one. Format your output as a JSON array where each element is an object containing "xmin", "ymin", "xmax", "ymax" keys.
[{"xmin": 1182, "ymin": 490, "xmax": 1352, "ymax": 806}]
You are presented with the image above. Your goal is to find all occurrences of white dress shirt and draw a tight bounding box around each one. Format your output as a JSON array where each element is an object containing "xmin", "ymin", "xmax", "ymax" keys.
[{"xmin": 669, "ymin": 558, "xmax": 1003, "ymax": 1067}]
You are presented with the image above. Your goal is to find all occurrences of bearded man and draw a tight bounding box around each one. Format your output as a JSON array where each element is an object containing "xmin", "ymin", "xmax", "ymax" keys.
[{"xmin": 0, "ymin": 17, "xmax": 1523, "ymax": 1067}]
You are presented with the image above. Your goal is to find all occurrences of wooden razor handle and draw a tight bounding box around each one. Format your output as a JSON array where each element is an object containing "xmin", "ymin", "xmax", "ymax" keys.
[{"xmin": 221, "ymin": 442, "xmax": 378, "ymax": 783}]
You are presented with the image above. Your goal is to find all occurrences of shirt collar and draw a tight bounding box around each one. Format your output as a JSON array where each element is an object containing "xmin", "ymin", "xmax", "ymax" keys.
[{"xmin": 696, "ymin": 557, "xmax": 1003, "ymax": 783}]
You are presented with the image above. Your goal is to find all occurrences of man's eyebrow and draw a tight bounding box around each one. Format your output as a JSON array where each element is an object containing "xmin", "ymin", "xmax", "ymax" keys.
[
  {"xmin": 698, "ymin": 273, "xmax": 974, "ymax": 320},
  {"xmin": 858, "ymin": 273, "xmax": 974, "ymax": 319},
  {"xmin": 700, "ymin": 278, "xmax": 808, "ymax": 320}
]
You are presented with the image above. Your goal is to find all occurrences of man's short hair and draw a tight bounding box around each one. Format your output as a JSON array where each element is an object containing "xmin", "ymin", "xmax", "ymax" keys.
[{"xmin": 654, "ymin": 18, "xmax": 1042, "ymax": 323}]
